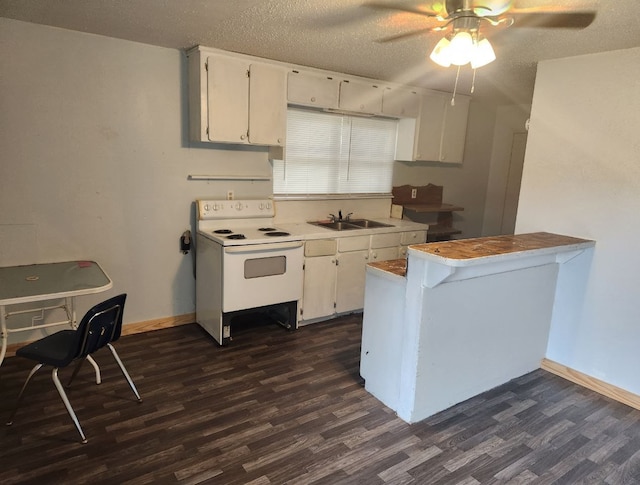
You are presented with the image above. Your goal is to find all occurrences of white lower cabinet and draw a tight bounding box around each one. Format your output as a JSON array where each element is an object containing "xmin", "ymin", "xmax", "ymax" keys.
[
  {"xmin": 369, "ymin": 232, "xmax": 402, "ymax": 263},
  {"xmin": 302, "ymin": 229, "xmax": 426, "ymax": 323},
  {"xmin": 399, "ymin": 230, "xmax": 428, "ymax": 257},
  {"xmin": 302, "ymin": 239, "xmax": 337, "ymax": 321},
  {"xmin": 335, "ymin": 235, "xmax": 370, "ymax": 314}
]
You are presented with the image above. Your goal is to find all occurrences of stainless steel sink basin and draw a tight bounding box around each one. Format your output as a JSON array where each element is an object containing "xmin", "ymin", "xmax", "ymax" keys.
[
  {"xmin": 347, "ymin": 219, "xmax": 394, "ymax": 229},
  {"xmin": 309, "ymin": 221, "xmax": 361, "ymax": 231},
  {"xmin": 308, "ymin": 219, "xmax": 395, "ymax": 231}
]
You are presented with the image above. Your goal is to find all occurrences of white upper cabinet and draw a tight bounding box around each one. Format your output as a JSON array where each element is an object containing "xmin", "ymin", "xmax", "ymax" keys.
[
  {"xmin": 287, "ymin": 70, "xmax": 340, "ymax": 109},
  {"xmin": 439, "ymin": 94, "xmax": 470, "ymax": 164},
  {"xmin": 338, "ymin": 79, "xmax": 383, "ymax": 114},
  {"xmin": 381, "ymin": 87, "xmax": 420, "ymax": 118},
  {"xmin": 395, "ymin": 90, "xmax": 470, "ymax": 164},
  {"xmin": 187, "ymin": 48, "xmax": 286, "ymax": 147},
  {"xmin": 248, "ymin": 62, "xmax": 287, "ymax": 146},
  {"xmin": 206, "ymin": 55, "xmax": 250, "ymax": 144}
]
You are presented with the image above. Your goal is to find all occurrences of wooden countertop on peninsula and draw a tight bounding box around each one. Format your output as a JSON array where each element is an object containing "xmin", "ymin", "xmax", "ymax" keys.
[
  {"xmin": 410, "ymin": 232, "xmax": 594, "ymax": 262},
  {"xmin": 367, "ymin": 258, "xmax": 407, "ymax": 277}
]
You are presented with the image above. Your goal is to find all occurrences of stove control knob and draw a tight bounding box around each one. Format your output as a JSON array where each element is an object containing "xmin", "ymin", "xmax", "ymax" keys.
[
  {"xmin": 266, "ymin": 202, "xmax": 272, "ymax": 209},
  {"xmin": 259, "ymin": 202, "xmax": 264, "ymax": 210},
  {"xmin": 203, "ymin": 203, "xmax": 210, "ymax": 211},
  {"xmin": 235, "ymin": 202, "xmax": 243, "ymax": 211}
]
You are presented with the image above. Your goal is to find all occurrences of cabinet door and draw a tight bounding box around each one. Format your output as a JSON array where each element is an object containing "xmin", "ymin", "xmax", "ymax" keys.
[
  {"xmin": 369, "ymin": 246, "xmax": 400, "ymax": 262},
  {"xmin": 302, "ymin": 255, "xmax": 336, "ymax": 321},
  {"xmin": 400, "ymin": 230, "xmax": 427, "ymax": 245},
  {"xmin": 382, "ymin": 87, "xmax": 420, "ymax": 118},
  {"xmin": 335, "ymin": 250, "xmax": 369, "ymax": 314},
  {"xmin": 207, "ymin": 55, "xmax": 250, "ymax": 143},
  {"xmin": 440, "ymin": 94, "xmax": 470, "ymax": 163},
  {"xmin": 414, "ymin": 91, "xmax": 447, "ymax": 161},
  {"xmin": 288, "ymin": 71, "xmax": 340, "ymax": 109},
  {"xmin": 338, "ymin": 80, "xmax": 383, "ymax": 114},
  {"xmin": 249, "ymin": 63, "xmax": 287, "ymax": 146}
]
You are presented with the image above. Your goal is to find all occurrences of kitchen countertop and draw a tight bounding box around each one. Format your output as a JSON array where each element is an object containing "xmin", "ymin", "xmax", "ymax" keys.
[
  {"xmin": 409, "ymin": 232, "xmax": 595, "ymax": 267},
  {"xmin": 276, "ymin": 218, "xmax": 429, "ymax": 241},
  {"xmin": 368, "ymin": 258, "xmax": 407, "ymax": 278}
]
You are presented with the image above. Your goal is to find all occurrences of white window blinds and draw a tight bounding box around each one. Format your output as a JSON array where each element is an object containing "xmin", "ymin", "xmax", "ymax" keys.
[{"xmin": 272, "ymin": 108, "xmax": 397, "ymax": 196}]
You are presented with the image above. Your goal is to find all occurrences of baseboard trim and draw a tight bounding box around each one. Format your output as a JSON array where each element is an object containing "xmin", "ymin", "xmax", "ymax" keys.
[
  {"xmin": 3, "ymin": 313, "xmax": 196, "ymax": 358},
  {"xmin": 541, "ymin": 358, "xmax": 640, "ymax": 411}
]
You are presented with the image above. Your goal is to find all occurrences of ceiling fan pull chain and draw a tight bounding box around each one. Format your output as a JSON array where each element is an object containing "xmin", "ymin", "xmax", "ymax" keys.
[
  {"xmin": 451, "ymin": 65, "xmax": 461, "ymax": 106},
  {"xmin": 471, "ymin": 68, "xmax": 477, "ymax": 94}
]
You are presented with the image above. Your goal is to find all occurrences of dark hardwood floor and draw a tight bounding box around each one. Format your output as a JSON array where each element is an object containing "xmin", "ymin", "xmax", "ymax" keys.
[{"xmin": 1, "ymin": 314, "xmax": 639, "ymax": 484}]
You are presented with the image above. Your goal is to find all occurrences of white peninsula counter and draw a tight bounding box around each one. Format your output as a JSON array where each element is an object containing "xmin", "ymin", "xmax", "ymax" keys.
[{"xmin": 360, "ymin": 232, "xmax": 595, "ymax": 423}]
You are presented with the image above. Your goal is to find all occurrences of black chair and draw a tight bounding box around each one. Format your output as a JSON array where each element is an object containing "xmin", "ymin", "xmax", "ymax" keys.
[{"xmin": 6, "ymin": 293, "xmax": 142, "ymax": 443}]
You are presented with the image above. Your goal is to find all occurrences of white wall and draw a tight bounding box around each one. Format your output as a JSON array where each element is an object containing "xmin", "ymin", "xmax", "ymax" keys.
[
  {"xmin": 516, "ymin": 47, "xmax": 640, "ymax": 394},
  {"xmin": 0, "ymin": 19, "xmax": 272, "ymax": 338},
  {"xmin": 392, "ymin": 101, "xmax": 496, "ymax": 238}
]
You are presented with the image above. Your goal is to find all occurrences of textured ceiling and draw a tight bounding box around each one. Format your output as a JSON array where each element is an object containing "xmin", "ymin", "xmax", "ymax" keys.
[{"xmin": 1, "ymin": 0, "xmax": 639, "ymax": 105}]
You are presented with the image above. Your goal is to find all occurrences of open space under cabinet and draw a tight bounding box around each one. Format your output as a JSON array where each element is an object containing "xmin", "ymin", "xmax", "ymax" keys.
[{"xmin": 392, "ymin": 184, "xmax": 463, "ymax": 242}]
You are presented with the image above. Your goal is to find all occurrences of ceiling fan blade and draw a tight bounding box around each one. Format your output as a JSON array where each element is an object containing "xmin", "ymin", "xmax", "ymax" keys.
[
  {"xmin": 364, "ymin": 1, "xmax": 442, "ymax": 19},
  {"xmin": 377, "ymin": 27, "xmax": 438, "ymax": 43},
  {"xmin": 509, "ymin": 11, "xmax": 596, "ymax": 29}
]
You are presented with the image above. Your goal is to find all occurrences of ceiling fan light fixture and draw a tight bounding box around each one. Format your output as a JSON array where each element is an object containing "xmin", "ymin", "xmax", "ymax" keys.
[
  {"xmin": 429, "ymin": 36, "xmax": 452, "ymax": 67},
  {"xmin": 470, "ymin": 38, "xmax": 496, "ymax": 68},
  {"xmin": 448, "ymin": 31, "xmax": 474, "ymax": 65}
]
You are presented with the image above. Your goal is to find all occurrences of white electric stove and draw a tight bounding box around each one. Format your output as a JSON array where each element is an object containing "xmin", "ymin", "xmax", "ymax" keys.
[{"xmin": 195, "ymin": 199, "xmax": 303, "ymax": 345}]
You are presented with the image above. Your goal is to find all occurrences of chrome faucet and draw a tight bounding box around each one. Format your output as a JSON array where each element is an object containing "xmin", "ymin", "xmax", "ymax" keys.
[{"xmin": 329, "ymin": 213, "xmax": 337, "ymax": 222}]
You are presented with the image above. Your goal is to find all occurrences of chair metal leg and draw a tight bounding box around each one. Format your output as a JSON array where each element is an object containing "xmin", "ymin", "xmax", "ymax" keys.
[
  {"xmin": 107, "ymin": 343, "xmax": 142, "ymax": 402},
  {"xmin": 67, "ymin": 355, "xmax": 102, "ymax": 387},
  {"xmin": 52, "ymin": 367, "xmax": 87, "ymax": 444},
  {"xmin": 67, "ymin": 357, "xmax": 85, "ymax": 387},
  {"xmin": 6, "ymin": 363, "xmax": 43, "ymax": 426},
  {"xmin": 86, "ymin": 355, "xmax": 102, "ymax": 385}
]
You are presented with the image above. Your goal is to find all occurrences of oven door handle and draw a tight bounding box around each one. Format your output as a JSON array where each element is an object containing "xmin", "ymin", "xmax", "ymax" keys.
[{"xmin": 223, "ymin": 241, "xmax": 303, "ymax": 254}]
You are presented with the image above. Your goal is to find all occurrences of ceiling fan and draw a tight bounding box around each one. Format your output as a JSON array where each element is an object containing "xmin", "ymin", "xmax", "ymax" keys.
[
  {"xmin": 363, "ymin": 1, "xmax": 596, "ymax": 103},
  {"xmin": 368, "ymin": 0, "xmax": 597, "ymax": 42},
  {"xmin": 366, "ymin": 0, "xmax": 596, "ymax": 68}
]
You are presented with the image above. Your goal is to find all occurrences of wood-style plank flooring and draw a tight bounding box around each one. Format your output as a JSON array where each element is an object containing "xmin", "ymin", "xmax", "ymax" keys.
[{"xmin": 1, "ymin": 314, "xmax": 640, "ymax": 484}]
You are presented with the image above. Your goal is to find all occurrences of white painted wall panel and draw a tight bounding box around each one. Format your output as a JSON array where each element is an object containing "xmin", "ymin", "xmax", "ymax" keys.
[
  {"xmin": 0, "ymin": 18, "xmax": 272, "ymax": 340},
  {"xmin": 516, "ymin": 47, "xmax": 640, "ymax": 393}
]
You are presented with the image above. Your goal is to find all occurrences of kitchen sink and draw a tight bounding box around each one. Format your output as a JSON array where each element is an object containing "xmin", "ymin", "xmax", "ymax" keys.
[
  {"xmin": 309, "ymin": 221, "xmax": 361, "ymax": 231},
  {"xmin": 347, "ymin": 219, "xmax": 394, "ymax": 229},
  {"xmin": 308, "ymin": 219, "xmax": 395, "ymax": 231}
]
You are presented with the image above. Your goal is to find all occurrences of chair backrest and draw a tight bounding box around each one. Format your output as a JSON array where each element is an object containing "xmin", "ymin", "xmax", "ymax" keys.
[{"xmin": 74, "ymin": 294, "xmax": 127, "ymax": 359}]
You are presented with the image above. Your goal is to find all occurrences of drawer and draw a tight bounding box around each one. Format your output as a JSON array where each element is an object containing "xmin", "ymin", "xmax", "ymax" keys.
[
  {"xmin": 305, "ymin": 239, "xmax": 337, "ymax": 257},
  {"xmin": 338, "ymin": 235, "xmax": 370, "ymax": 252},
  {"xmin": 401, "ymin": 230, "xmax": 427, "ymax": 245},
  {"xmin": 370, "ymin": 232, "xmax": 402, "ymax": 249}
]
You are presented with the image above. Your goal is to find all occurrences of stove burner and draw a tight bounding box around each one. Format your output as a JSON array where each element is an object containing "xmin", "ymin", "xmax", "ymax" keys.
[
  {"xmin": 265, "ymin": 231, "xmax": 290, "ymax": 237},
  {"xmin": 227, "ymin": 234, "xmax": 246, "ymax": 240},
  {"xmin": 214, "ymin": 229, "xmax": 233, "ymax": 234},
  {"xmin": 258, "ymin": 227, "xmax": 277, "ymax": 232}
]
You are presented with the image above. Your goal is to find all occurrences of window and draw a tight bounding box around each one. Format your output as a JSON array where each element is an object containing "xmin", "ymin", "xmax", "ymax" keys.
[{"xmin": 272, "ymin": 108, "xmax": 397, "ymax": 197}]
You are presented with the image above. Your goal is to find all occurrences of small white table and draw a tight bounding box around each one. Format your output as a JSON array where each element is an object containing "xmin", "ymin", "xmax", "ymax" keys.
[{"xmin": 0, "ymin": 261, "xmax": 113, "ymax": 367}]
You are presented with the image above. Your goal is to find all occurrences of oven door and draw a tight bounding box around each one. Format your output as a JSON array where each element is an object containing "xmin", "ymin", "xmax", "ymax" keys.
[{"xmin": 222, "ymin": 241, "xmax": 304, "ymax": 312}]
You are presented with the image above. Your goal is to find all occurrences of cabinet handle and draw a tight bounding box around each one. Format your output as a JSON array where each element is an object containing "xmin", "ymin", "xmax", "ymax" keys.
[
  {"xmin": 240, "ymin": 134, "xmax": 246, "ymax": 140},
  {"xmin": 310, "ymin": 96, "xmax": 316, "ymax": 102}
]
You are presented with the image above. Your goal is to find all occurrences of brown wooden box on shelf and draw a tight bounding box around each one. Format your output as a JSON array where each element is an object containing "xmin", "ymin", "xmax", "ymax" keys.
[{"xmin": 392, "ymin": 184, "xmax": 463, "ymax": 242}]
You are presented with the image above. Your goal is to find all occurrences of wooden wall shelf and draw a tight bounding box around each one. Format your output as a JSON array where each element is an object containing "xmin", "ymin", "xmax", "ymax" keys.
[{"xmin": 392, "ymin": 184, "xmax": 463, "ymax": 242}]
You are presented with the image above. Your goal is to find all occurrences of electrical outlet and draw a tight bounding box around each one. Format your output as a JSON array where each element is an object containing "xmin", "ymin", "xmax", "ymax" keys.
[
  {"xmin": 227, "ymin": 190, "xmax": 234, "ymax": 200},
  {"xmin": 411, "ymin": 188, "xmax": 417, "ymax": 199}
]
